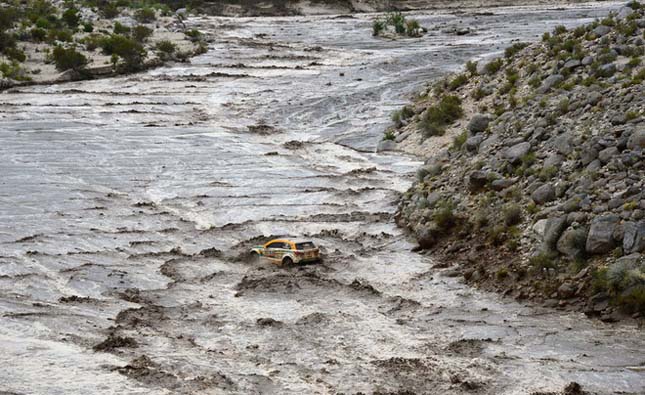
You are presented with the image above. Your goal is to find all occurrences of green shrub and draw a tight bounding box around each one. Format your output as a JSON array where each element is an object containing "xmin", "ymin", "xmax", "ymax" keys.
[
  {"xmin": 185, "ymin": 28, "xmax": 202, "ymax": 40},
  {"xmin": 4, "ymin": 47, "xmax": 26, "ymax": 62},
  {"xmin": 448, "ymin": 73, "xmax": 468, "ymax": 90},
  {"xmin": 484, "ymin": 58, "xmax": 503, "ymax": 74},
  {"xmin": 156, "ymin": 40, "xmax": 177, "ymax": 59},
  {"xmin": 132, "ymin": 25, "xmax": 153, "ymax": 42},
  {"xmin": 30, "ymin": 27, "xmax": 47, "ymax": 42},
  {"xmin": 372, "ymin": 19, "xmax": 385, "ymax": 36},
  {"xmin": 420, "ymin": 95, "xmax": 463, "ymax": 137},
  {"xmin": 0, "ymin": 60, "xmax": 30, "ymax": 81},
  {"xmin": 100, "ymin": 3, "xmax": 120, "ymax": 19},
  {"xmin": 114, "ymin": 21, "xmax": 131, "ymax": 34},
  {"xmin": 62, "ymin": 7, "xmax": 80, "ymax": 28},
  {"xmin": 465, "ymin": 60, "xmax": 477, "ymax": 76},
  {"xmin": 52, "ymin": 45, "xmax": 88, "ymax": 72},
  {"xmin": 83, "ymin": 22, "xmax": 94, "ymax": 33},
  {"xmin": 542, "ymin": 32, "xmax": 551, "ymax": 42},
  {"xmin": 135, "ymin": 8, "xmax": 157, "ymax": 23},
  {"xmin": 406, "ymin": 19, "xmax": 421, "ymax": 37},
  {"xmin": 503, "ymin": 203, "xmax": 522, "ymax": 226},
  {"xmin": 530, "ymin": 253, "xmax": 557, "ymax": 272},
  {"xmin": 99, "ymin": 34, "xmax": 145, "ymax": 71},
  {"xmin": 452, "ymin": 131, "xmax": 467, "ymax": 151},
  {"xmin": 553, "ymin": 25, "xmax": 567, "ymax": 35},
  {"xmin": 383, "ymin": 130, "xmax": 395, "ymax": 141},
  {"xmin": 528, "ymin": 75, "xmax": 541, "ymax": 88},
  {"xmin": 538, "ymin": 166, "xmax": 558, "ymax": 181},
  {"xmin": 504, "ymin": 42, "xmax": 528, "ymax": 59},
  {"xmin": 433, "ymin": 200, "xmax": 456, "ymax": 230},
  {"xmin": 558, "ymin": 98, "xmax": 569, "ymax": 114},
  {"xmin": 387, "ymin": 12, "xmax": 406, "ymax": 34}
]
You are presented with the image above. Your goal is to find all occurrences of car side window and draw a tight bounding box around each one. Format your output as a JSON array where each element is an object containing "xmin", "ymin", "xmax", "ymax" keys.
[{"xmin": 267, "ymin": 242, "xmax": 285, "ymax": 249}]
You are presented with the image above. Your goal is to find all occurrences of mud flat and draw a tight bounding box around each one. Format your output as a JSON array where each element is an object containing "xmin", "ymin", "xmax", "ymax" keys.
[{"xmin": 0, "ymin": 2, "xmax": 643, "ymax": 394}]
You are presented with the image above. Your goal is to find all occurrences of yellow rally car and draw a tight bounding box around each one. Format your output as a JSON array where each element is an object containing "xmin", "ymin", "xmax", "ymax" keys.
[{"xmin": 250, "ymin": 239, "xmax": 321, "ymax": 265}]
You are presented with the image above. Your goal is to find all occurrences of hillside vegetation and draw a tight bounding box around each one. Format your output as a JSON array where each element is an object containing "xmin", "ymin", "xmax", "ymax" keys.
[{"xmin": 391, "ymin": 2, "xmax": 645, "ymax": 322}]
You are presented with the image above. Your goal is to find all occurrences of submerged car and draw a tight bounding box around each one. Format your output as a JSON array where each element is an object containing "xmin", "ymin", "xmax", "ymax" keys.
[{"xmin": 250, "ymin": 239, "xmax": 321, "ymax": 265}]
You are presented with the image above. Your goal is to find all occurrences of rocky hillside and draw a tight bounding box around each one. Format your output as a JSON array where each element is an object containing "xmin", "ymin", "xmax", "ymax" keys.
[{"xmin": 388, "ymin": 2, "xmax": 645, "ymax": 322}]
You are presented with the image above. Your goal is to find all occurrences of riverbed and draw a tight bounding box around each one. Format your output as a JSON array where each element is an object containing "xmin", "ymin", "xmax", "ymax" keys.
[{"xmin": 1, "ymin": 2, "xmax": 643, "ymax": 394}]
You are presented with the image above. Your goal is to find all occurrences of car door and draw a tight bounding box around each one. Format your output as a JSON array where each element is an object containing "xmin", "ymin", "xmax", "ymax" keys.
[{"xmin": 265, "ymin": 242, "xmax": 285, "ymax": 262}]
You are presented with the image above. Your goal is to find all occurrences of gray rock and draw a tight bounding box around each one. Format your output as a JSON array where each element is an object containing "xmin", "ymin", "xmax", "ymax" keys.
[
  {"xmin": 580, "ymin": 147, "xmax": 598, "ymax": 166},
  {"xmin": 586, "ymin": 91, "xmax": 603, "ymax": 106},
  {"xmin": 468, "ymin": 171, "xmax": 489, "ymax": 192},
  {"xmin": 586, "ymin": 215, "xmax": 620, "ymax": 254},
  {"xmin": 538, "ymin": 74, "xmax": 564, "ymax": 94},
  {"xmin": 376, "ymin": 139, "xmax": 396, "ymax": 152},
  {"xmin": 581, "ymin": 56, "xmax": 594, "ymax": 66},
  {"xmin": 557, "ymin": 227, "xmax": 588, "ymax": 259},
  {"xmin": 558, "ymin": 282, "xmax": 576, "ymax": 299},
  {"xmin": 623, "ymin": 221, "xmax": 645, "ymax": 253},
  {"xmin": 491, "ymin": 178, "xmax": 515, "ymax": 191},
  {"xmin": 504, "ymin": 142, "xmax": 531, "ymax": 164},
  {"xmin": 598, "ymin": 146, "xmax": 619, "ymax": 163},
  {"xmin": 554, "ymin": 134, "xmax": 573, "ymax": 155},
  {"xmin": 426, "ymin": 192, "xmax": 442, "ymax": 208},
  {"xmin": 543, "ymin": 216, "xmax": 568, "ymax": 252},
  {"xmin": 416, "ymin": 222, "xmax": 439, "ymax": 249},
  {"xmin": 544, "ymin": 154, "xmax": 564, "ymax": 168},
  {"xmin": 563, "ymin": 59, "xmax": 581, "ymax": 70},
  {"xmin": 561, "ymin": 196, "xmax": 582, "ymax": 213},
  {"xmin": 532, "ymin": 183, "xmax": 556, "ymax": 205},
  {"xmin": 465, "ymin": 135, "xmax": 484, "ymax": 152},
  {"xmin": 617, "ymin": 6, "xmax": 635, "ymax": 20},
  {"xmin": 467, "ymin": 114, "xmax": 491, "ymax": 134},
  {"xmin": 593, "ymin": 25, "xmax": 611, "ymax": 37},
  {"xmin": 627, "ymin": 129, "xmax": 645, "ymax": 150},
  {"xmin": 586, "ymin": 159, "xmax": 602, "ymax": 171},
  {"xmin": 598, "ymin": 63, "xmax": 616, "ymax": 78}
]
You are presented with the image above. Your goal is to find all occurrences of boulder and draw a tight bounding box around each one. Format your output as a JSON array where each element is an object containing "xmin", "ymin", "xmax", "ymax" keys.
[
  {"xmin": 465, "ymin": 135, "xmax": 484, "ymax": 152},
  {"xmin": 376, "ymin": 139, "xmax": 396, "ymax": 152},
  {"xmin": 543, "ymin": 216, "xmax": 568, "ymax": 252},
  {"xmin": 581, "ymin": 56, "xmax": 594, "ymax": 66},
  {"xmin": 586, "ymin": 91, "xmax": 602, "ymax": 106},
  {"xmin": 557, "ymin": 227, "xmax": 588, "ymax": 259},
  {"xmin": 626, "ymin": 129, "xmax": 645, "ymax": 150},
  {"xmin": 467, "ymin": 114, "xmax": 491, "ymax": 134},
  {"xmin": 531, "ymin": 183, "xmax": 556, "ymax": 205},
  {"xmin": 467, "ymin": 171, "xmax": 489, "ymax": 192},
  {"xmin": 491, "ymin": 178, "xmax": 515, "ymax": 191},
  {"xmin": 616, "ymin": 6, "xmax": 635, "ymax": 20},
  {"xmin": 563, "ymin": 59, "xmax": 581, "ymax": 70},
  {"xmin": 504, "ymin": 142, "xmax": 531, "ymax": 164},
  {"xmin": 623, "ymin": 221, "xmax": 645, "ymax": 254},
  {"xmin": 597, "ymin": 63, "xmax": 616, "ymax": 78},
  {"xmin": 544, "ymin": 154, "xmax": 564, "ymax": 168},
  {"xmin": 580, "ymin": 147, "xmax": 598, "ymax": 166},
  {"xmin": 586, "ymin": 215, "xmax": 620, "ymax": 254},
  {"xmin": 537, "ymin": 74, "xmax": 564, "ymax": 94},
  {"xmin": 598, "ymin": 146, "xmax": 619, "ymax": 163},
  {"xmin": 558, "ymin": 282, "xmax": 576, "ymax": 299},
  {"xmin": 593, "ymin": 25, "xmax": 611, "ymax": 37},
  {"xmin": 416, "ymin": 222, "xmax": 439, "ymax": 249}
]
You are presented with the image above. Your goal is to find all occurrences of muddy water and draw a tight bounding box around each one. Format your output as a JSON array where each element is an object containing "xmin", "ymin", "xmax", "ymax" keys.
[{"xmin": 1, "ymin": 2, "xmax": 644, "ymax": 394}]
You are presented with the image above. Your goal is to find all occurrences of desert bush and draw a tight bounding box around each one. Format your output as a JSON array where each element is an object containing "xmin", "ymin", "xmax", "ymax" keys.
[
  {"xmin": 503, "ymin": 203, "xmax": 522, "ymax": 226},
  {"xmin": 135, "ymin": 8, "xmax": 157, "ymax": 23},
  {"xmin": 420, "ymin": 95, "xmax": 463, "ymax": 137},
  {"xmin": 132, "ymin": 25, "xmax": 153, "ymax": 42},
  {"xmin": 465, "ymin": 60, "xmax": 478, "ymax": 76},
  {"xmin": 114, "ymin": 21, "xmax": 131, "ymax": 34},
  {"xmin": 484, "ymin": 58, "xmax": 503, "ymax": 74},
  {"xmin": 383, "ymin": 130, "xmax": 395, "ymax": 141},
  {"xmin": 530, "ymin": 252, "xmax": 558, "ymax": 272},
  {"xmin": 0, "ymin": 60, "xmax": 29, "ymax": 81},
  {"xmin": 30, "ymin": 27, "xmax": 47, "ymax": 42},
  {"xmin": 553, "ymin": 25, "xmax": 567, "ymax": 35},
  {"xmin": 387, "ymin": 12, "xmax": 406, "ymax": 34},
  {"xmin": 100, "ymin": 3, "xmax": 120, "ymax": 19},
  {"xmin": 538, "ymin": 166, "xmax": 558, "ymax": 181},
  {"xmin": 504, "ymin": 42, "xmax": 528, "ymax": 59},
  {"xmin": 448, "ymin": 73, "xmax": 468, "ymax": 91},
  {"xmin": 406, "ymin": 19, "xmax": 421, "ymax": 37},
  {"xmin": 185, "ymin": 28, "xmax": 202, "ymax": 40},
  {"xmin": 452, "ymin": 131, "xmax": 467, "ymax": 151},
  {"xmin": 62, "ymin": 7, "xmax": 80, "ymax": 28},
  {"xmin": 100, "ymin": 34, "xmax": 145, "ymax": 71},
  {"xmin": 372, "ymin": 19, "xmax": 385, "ymax": 36},
  {"xmin": 433, "ymin": 200, "xmax": 456, "ymax": 231},
  {"xmin": 156, "ymin": 39, "xmax": 176, "ymax": 59},
  {"xmin": 52, "ymin": 45, "xmax": 88, "ymax": 72}
]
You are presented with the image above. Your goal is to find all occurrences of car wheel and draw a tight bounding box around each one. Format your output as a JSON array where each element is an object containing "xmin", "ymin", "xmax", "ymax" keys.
[
  {"xmin": 251, "ymin": 252, "xmax": 261, "ymax": 263},
  {"xmin": 282, "ymin": 257, "xmax": 293, "ymax": 266}
]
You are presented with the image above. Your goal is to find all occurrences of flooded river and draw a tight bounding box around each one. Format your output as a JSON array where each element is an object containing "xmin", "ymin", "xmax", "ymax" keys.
[{"xmin": 1, "ymin": 2, "xmax": 643, "ymax": 394}]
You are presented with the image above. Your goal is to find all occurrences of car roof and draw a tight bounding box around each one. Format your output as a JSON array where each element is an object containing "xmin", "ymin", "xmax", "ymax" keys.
[{"xmin": 265, "ymin": 238, "xmax": 314, "ymax": 245}]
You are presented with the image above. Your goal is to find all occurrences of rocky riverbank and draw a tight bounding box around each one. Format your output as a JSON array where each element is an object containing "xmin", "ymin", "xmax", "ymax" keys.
[
  {"xmin": 390, "ymin": 1, "xmax": 644, "ymax": 322},
  {"xmin": 0, "ymin": 1, "xmax": 207, "ymax": 91}
]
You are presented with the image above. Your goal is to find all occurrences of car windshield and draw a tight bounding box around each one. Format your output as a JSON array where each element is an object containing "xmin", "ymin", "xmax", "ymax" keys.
[{"xmin": 296, "ymin": 242, "xmax": 316, "ymax": 250}]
